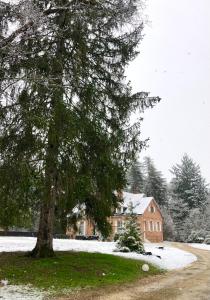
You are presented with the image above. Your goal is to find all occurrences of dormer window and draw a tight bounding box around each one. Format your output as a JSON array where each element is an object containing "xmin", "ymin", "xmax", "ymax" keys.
[{"xmin": 116, "ymin": 206, "xmax": 123, "ymax": 214}]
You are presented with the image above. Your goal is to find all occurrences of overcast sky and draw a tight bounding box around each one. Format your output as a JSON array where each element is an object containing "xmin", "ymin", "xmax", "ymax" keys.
[{"xmin": 127, "ymin": 0, "xmax": 210, "ymax": 183}]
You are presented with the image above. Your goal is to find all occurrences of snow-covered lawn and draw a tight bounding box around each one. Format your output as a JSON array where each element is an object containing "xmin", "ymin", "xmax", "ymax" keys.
[
  {"xmin": 0, "ymin": 237, "xmax": 197, "ymax": 270},
  {"xmin": 0, "ymin": 237, "xmax": 197, "ymax": 300},
  {"xmin": 189, "ymin": 243, "xmax": 210, "ymax": 251}
]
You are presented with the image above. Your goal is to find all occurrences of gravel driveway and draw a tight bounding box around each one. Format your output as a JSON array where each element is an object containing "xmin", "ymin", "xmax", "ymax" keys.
[{"xmin": 56, "ymin": 242, "xmax": 210, "ymax": 300}]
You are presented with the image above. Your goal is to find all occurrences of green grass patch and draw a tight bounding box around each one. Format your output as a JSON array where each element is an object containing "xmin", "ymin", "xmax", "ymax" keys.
[{"xmin": 0, "ymin": 251, "xmax": 162, "ymax": 292}]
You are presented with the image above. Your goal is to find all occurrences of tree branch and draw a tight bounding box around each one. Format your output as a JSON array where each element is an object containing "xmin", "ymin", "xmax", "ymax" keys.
[
  {"xmin": 0, "ymin": 20, "xmax": 33, "ymax": 49},
  {"xmin": 0, "ymin": 0, "xmax": 100, "ymax": 49}
]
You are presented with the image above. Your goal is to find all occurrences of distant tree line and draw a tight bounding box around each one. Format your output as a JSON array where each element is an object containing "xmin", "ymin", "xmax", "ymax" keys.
[{"xmin": 127, "ymin": 154, "xmax": 209, "ymax": 242}]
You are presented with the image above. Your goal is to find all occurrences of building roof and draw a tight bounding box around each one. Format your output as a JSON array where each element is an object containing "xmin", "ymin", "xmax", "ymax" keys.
[
  {"xmin": 70, "ymin": 191, "xmax": 159, "ymax": 217},
  {"xmin": 121, "ymin": 191, "xmax": 154, "ymax": 215}
]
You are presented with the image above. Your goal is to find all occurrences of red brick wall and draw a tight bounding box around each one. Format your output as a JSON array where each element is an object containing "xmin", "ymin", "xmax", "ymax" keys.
[{"xmin": 140, "ymin": 199, "xmax": 163, "ymax": 242}]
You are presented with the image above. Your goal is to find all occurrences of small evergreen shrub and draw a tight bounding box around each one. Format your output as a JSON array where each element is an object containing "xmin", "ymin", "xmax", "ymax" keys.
[
  {"xmin": 187, "ymin": 230, "xmax": 205, "ymax": 243},
  {"xmin": 204, "ymin": 234, "xmax": 210, "ymax": 245},
  {"xmin": 115, "ymin": 205, "xmax": 144, "ymax": 254},
  {"xmin": 114, "ymin": 233, "xmax": 120, "ymax": 242}
]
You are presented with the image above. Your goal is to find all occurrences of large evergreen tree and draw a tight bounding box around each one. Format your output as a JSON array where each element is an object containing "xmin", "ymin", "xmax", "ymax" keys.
[
  {"xmin": 169, "ymin": 154, "xmax": 209, "ymax": 241},
  {"xmin": 143, "ymin": 157, "xmax": 168, "ymax": 206},
  {"xmin": 0, "ymin": 0, "xmax": 160, "ymax": 257},
  {"xmin": 170, "ymin": 154, "xmax": 208, "ymax": 209},
  {"xmin": 127, "ymin": 160, "xmax": 144, "ymax": 194},
  {"xmin": 168, "ymin": 194, "xmax": 189, "ymax": 241}
]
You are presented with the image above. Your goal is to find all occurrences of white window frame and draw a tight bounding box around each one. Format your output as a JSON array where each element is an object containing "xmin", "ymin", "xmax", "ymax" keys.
[
  {"xmin": 79, "ymin": 221, "xmax": 85, "ymax": 235},
  {"xmin": 149, "ymin": 221, "xmax": 153, "ymax": 231},
  {"xmin": 116, "ymin": 206, "xmax": 123, "ymax": 214},
  {"xmin": 117, "ymin": 220, "xmax": 124, "ymax": 233},
  {"xmin": 144, "ymin": 221, "xmax": 147, "ymax": 231},
  {"xmin": 157, "ymin": 222, "xmax": 160, "ymax": 232}
]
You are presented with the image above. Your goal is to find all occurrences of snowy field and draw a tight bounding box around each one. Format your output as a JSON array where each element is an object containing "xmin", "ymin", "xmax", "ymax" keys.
[
  {"xmin": 0, "ymin": 237, "xmax": 197, "ymax": 270},
  {"xmin": 0, "ymin": 237, "xmax": 197, "ymax": 300},
  {"xmin": 189, "ymin": 243, "xmax": 210, "ymax": 251}
]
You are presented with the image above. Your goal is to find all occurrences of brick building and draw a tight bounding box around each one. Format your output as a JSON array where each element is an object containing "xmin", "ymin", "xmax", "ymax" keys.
[
  {"xmin": 110, "ymin": 192, "xmax": 163, "ymax": 242},
  {"xmin": 67, "ymin": 192, "xmax": 164, "ymax": 243}
]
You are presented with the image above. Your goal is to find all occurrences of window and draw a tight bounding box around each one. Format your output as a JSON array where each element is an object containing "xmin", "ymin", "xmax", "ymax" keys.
[
  {"xmin": 79, "ymin": 221, "xmax": 85, "ymax": 235},
  {"xmin": 92, "ymin": 225, "xmax": 98, "ymax": 236},
  {"xmin": 150, "ymin": 221, "xmax": 153, "ymax": 231},
  {"xmin": 156, "ymin": 222, "xmax": 162, "ymax": 232},
  {"xmin": 117, "ymin": 220, "xmax": 124, "ymax": 233},
  {"xmin": 116, "ymin": 206, "xmax": 123, "ymax": 214},
  {"xmin": 150, "ymin": 206, "xmax": 155, "ymax": 213},
  {"xmin": 144, "ymin": 221, "xmax": 147, "ymax": 231}
]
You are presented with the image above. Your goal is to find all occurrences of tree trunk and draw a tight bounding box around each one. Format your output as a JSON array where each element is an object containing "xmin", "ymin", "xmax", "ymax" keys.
[
  {"xmin": 30, "ymin": 126, "xmax": 58, "ymax": 258},
  {"xmin": 30, "ymin": 198, "xmax": 55, "ymax": 258}
]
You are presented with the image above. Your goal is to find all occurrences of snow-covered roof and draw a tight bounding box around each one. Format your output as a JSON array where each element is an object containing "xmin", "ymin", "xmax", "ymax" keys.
[
  {"xmin": 70, "ymin": 191, "xmax": 155, "ymax": 217},
  {"xmin": 121, "ymin": 191, "xmax": 154, "ymax": 215}
]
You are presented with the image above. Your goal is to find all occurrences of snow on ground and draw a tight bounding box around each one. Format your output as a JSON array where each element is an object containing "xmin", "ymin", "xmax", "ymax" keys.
[
  {"xmin": 0, "ymin": 237, "xmax": 197, "ymax": 299},
  {"xmin": 0, "ymin": 237, "xmax": 197, "ymax": 271},
  {"xmin": 0, "ymin": 285, "xmax": 45, "ymax": 300},
  {"xmin": 189, "ymin": 243, "xmax": 210, "ymax": 251}
]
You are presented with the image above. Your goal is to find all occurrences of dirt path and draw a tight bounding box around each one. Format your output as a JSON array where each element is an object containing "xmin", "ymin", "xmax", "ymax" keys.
[{"xmin": 55, "ymin": 243, "xmax": 210, "ymax": 300}]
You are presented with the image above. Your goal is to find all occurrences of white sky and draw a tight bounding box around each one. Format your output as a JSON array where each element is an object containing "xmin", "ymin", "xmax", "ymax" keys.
[{"xmin": 127, "ymin": 0, "xmax": 210, "ymax": 183}]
